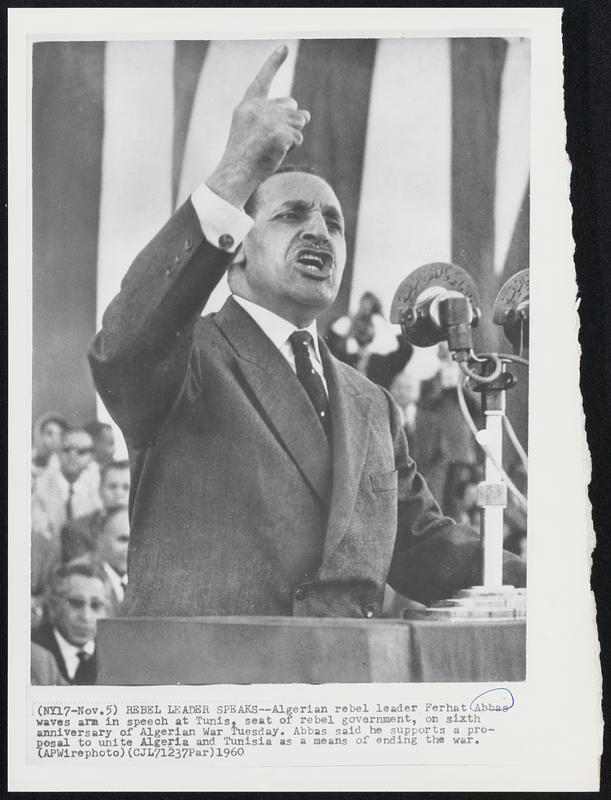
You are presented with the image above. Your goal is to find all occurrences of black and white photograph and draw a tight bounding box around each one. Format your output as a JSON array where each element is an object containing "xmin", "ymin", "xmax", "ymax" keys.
[
  {"xmin": 9, "ymin": 7, "xmax": 602, "ymax": 793},
  {"xmin": 29, "ymin": 34, "xmax": 530, "ymax": 686}
]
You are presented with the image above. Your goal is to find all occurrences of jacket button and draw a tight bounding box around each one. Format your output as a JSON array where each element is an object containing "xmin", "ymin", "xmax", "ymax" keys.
[
  {"xmin": 184, "ymin": 238, "xmax": 193, "ymax": 251},
  {"xmin": 294, "ymin": 586, "xmax": 306, "ymax": 601},
  {"xmin": 363, "ymin": 604, "xmax": 375, "ymax": 619},
  {"xmin": 218, "ymin": 233, "xmax": 234, "ymax": 251}
]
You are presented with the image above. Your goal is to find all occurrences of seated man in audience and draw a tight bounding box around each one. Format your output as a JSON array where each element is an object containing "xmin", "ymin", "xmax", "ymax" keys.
[
  {"xmin": 95, "ymin": 507, "xmax": 130, "ymax": 613},
  {"xmin": 31, "ymin": 560, "xmax": 110, "ymax": 685},
  {"xmin": 62, "ymin": 459, "xmax": 130, "ymax": 562},
  {"xmin": 31, "ymin": 428, "xmax": 103, "ymax": 599},
  {"xmin": 84, "ymin": 420, "xmax": 116, "ymax": 468}
]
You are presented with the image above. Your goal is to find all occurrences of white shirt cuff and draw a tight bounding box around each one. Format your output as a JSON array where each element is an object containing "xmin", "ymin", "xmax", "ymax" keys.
[{"xmin": 191, "ymin": 182, "xmax": 253, "ymax": 253}]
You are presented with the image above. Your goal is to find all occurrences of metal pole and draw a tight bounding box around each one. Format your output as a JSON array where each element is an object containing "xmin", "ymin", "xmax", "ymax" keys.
[{"xmin": 478, "ymin": 375, "xmax": 507, "ymax": 589}]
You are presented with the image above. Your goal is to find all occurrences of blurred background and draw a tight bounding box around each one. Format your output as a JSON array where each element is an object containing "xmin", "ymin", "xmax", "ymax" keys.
[{"xmin": 32, "ymin": 37, "xmax": 530, "ymax": 458}]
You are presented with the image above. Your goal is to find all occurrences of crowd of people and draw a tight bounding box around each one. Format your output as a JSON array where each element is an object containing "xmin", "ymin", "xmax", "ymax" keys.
[{"xmin": 30, "ymin": 413, "xmax": 130, "ymax": 685}]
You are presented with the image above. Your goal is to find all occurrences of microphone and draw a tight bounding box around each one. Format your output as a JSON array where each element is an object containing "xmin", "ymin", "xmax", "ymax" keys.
[
  {"xmin": 492, "ymin": 270, "xmax": 529, "ymax": 353},
  {"xmin": 390, "ymin": 263, "xmax": 481, "ymax": 361}
]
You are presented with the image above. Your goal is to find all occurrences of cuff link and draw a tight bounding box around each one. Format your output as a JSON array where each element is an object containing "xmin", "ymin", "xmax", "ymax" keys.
[
  {"xmin": 218, "ymin": 233, "xmax": 234, "ymax": 251},
  {"xmin": 362, "ymin": 604, "xmax": 375, "ymax": 619}
]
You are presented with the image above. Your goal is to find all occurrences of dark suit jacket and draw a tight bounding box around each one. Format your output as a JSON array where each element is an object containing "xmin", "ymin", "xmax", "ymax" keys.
[
  {"xmin": 89, "ymin": 199, "xmax": 525, "ymax": 618},
  {"xmin": 31, "ymin": 623, "xmax": 98, "ymax": 685}
]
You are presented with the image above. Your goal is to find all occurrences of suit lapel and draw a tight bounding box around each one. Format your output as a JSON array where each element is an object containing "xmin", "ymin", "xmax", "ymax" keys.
[
  {"xmin": 214, "ymin": 298, "xmax": 332, "ymax": 505},
  {"xmin": 319, "ymin": 340, "xmax": 373, "ymax": 559}
]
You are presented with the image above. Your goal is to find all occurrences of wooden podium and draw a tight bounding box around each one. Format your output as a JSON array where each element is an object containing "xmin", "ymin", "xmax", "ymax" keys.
[{"xmin": 96, "ymin": 616, "xmax": 525, "ymax": 684}]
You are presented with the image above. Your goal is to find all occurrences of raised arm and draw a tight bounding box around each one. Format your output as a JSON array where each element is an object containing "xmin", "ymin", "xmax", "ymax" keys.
[{"xmin": 89, "ymin": 46, "xmax": 310, "ymax": 446}]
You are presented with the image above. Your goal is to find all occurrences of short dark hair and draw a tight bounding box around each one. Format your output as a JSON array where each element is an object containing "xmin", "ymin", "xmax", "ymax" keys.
[
  {"xmin": 243, "ymin": 163, "xmax": 327, "ymax": 218},
  {"xmin": 48, "ymin": 559, "xmax": 109, "ymax": 597},
  {"xmin": 100, "ymin": 459, "xmax": 130, "ymax": 482},
  {"xmin": 359, "ymin": 292, "xmax": 383, "ymax": 316}
]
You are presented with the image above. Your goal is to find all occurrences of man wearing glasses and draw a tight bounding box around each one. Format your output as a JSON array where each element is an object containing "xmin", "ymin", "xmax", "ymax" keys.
[{"xmin": 31, "ymin": 561, "xmax": 110, "ymax": 685}]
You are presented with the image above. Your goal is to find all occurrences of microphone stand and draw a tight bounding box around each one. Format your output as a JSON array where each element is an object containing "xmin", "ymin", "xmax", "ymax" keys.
[
  {"xmin": 479, "ymin": 364, "xmax": 507, "ymax": 589},
  {"xmin": 390, "ymin": 264, "xmax": 527, "ymax": 621},
  {"xmin": 404, "ymin": 354, "xmax": 526, "ymax": 620},
  {"xmin": 404, "ymin": 304, "xmax": 526, "ymax": 620},
  {"xmin": 457, "ymin": 357, "xmax": 526, "ymax": 618}
]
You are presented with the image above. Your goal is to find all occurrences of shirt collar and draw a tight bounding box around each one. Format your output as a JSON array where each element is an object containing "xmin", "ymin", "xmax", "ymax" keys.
[
  {"xmin": 232, "ymin": 295, "xmax": 322, "ymax": 365},
  {"xmin": 53, "ymin": 626, "xmax": 95, "ymax": 658}
]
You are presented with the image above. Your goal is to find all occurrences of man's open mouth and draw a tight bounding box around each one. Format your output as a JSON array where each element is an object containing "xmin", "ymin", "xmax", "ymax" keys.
[{"xmin": 295, "ymin": 247, "xmax": 333, "ymax": 274}]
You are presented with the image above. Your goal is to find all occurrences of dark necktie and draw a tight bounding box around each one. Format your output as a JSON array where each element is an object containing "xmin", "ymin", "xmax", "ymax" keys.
[
  {"xmin": 288, "ymin": 330, "xmax": 331, "ymax": 437},
  {"xmin": 65, "ymin": 484, "xmax": 75, "ymax": 522},
  {"xmin": 73, "ymin": 650, "xmax": 96, "ymax": 685}
]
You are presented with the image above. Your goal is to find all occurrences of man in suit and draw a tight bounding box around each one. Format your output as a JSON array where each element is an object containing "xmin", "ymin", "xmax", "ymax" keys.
[
  {"xmin": 90, "ymin": 46, "xmax": 525, "ymax": 618},
  {"xmin": 31, "ymin": 561, "xmax": 109, "ymax": 684}
]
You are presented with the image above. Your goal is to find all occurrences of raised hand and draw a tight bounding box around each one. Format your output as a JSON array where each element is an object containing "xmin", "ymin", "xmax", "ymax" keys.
[{"xmin": 206, "ymin": 45, "xmax": 311, "ymax": 209}]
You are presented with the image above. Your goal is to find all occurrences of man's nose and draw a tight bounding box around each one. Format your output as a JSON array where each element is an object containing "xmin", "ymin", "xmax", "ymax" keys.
[{"xmin": 300, "ymin": 211, "xmax": 329, "ymax": 242}]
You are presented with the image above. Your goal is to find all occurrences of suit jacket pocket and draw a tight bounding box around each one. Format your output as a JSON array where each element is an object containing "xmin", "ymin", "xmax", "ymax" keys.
[{"xmin": 370, "ymin": 469, "xmax": 398, "ymax": 493}]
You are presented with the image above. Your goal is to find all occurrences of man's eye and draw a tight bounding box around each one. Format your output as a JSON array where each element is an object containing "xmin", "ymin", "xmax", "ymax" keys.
[
  {"xmin": 326, "ymin": 219, "xmax": 343, "ymax": 232},
  {"xmin": 277, "ymin": 211, "xmax": 299, "ymax": 221}
]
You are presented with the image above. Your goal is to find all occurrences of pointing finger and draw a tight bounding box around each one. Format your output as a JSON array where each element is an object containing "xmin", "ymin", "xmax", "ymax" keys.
[{"xmin": 243, "ymin": 45, "xmax": 288, "ymax": 100}]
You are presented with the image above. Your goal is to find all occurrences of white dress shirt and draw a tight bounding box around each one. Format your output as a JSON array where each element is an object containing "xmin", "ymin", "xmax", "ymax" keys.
[
  {"xmin": 53, "ymin": 628, "xmax": 95, "ymax": 681},
  {"xmin": 191, "ymin": 183, "xmax": 328, "ymax": 394},
  {"xmin": 232, "ymin": 296, "xmax": 328, "ymax": 395},
  {"xmin": 31, "ymin": 465, "xmax": 102, "ymax": 540},
  {"xmin": 191, "ymin": 182, "xmax": 253, "ymax": 253}
]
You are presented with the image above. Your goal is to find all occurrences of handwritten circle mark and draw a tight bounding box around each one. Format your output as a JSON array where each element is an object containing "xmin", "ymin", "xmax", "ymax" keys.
[{"xmin": 469, "ymin": 688, "xmax": 515, "ymax": 712}]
